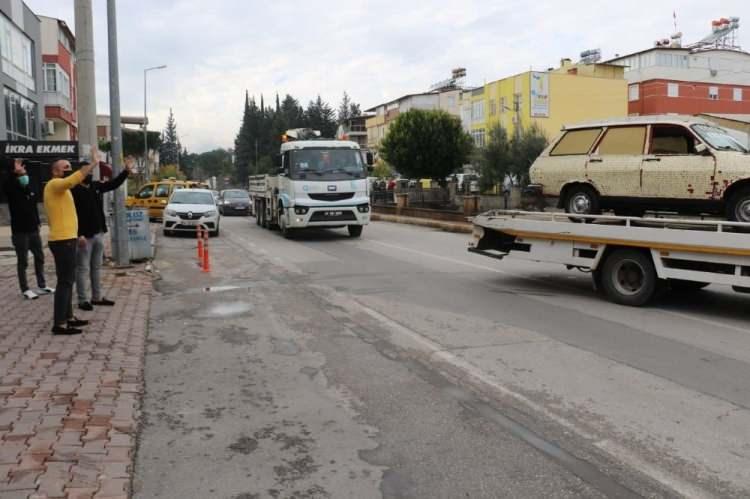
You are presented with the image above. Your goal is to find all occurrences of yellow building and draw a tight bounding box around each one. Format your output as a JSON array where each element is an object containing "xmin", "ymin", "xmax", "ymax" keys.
[{"xmin": 462, "ymin": 59, "xmax": 628, "ymax": 146}]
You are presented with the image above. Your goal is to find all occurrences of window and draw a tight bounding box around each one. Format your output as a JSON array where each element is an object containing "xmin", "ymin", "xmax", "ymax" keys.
[
  {"xmin": 4, "ymin": 87, "xmax": 37, "ymax": 140},
  {"xmin": 692, "ymin": 124, "xmax": 748, "ymax": 153},
  {"xmin": 708, "ymin": 86, "xmax": 719, "ymax": 100},
  {"xmin": 650, "ymin": 125, "xmax": 698, "ymax": 155},
  {"xmin": 733, "ymin": 88, "xmax": 743, "ymax": 102},
  {"xmin": 489, "ymin": 99, "xmax": 497, "ymax": 116},
  {"xmin": 667, "ymin": 83, "xmax": 679, "ymax": 98},
  {"xmin": 628, "ymin": 84, "xmax": 639, "ymax": 102},
  {"xmin": 471, "ymin": 129, "xmax": 486, "ymax": 148},
  {"xmin": 472, "ymin": 101, "xmax": 484, "ymax": 122},
  {"xmin": 137, "ymin": 185, "xmax": 154, "ymax": 199},
  {"xmin": 0, "ymin": 15, "xmax": 35, "ymax": 91},
  {"xmin": 43, "ymin": 64, "xmax": 56, "ymax": 92},
  {"xmin": 446, "ymin": 96, "xmax": 455, "ymax": 107},
  {"xmin": 550, "ymin": 128, "xmax": 602, "ymax": 156},
  {"xmin": 597, "ymin": 126, "xmax": 647, "ymax": 155},
  {"xmin": 155, "ymin": 184, "xmax": 170, "ymax": 198},
  {"xmin": 500, "ymin": 97, "xmax": 507, "ymax": 113}
]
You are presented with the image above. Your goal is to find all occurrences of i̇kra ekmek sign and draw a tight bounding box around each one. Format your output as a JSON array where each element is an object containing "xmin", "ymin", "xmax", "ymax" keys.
[{"xmin": 0, "ymin": 141, "xmax": 79, "ymax": 158}]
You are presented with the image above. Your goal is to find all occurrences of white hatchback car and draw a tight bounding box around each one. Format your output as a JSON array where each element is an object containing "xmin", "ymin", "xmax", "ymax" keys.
[{"xmin": 162, "ymin": 188, "xmax": 221, "ymax": 237}]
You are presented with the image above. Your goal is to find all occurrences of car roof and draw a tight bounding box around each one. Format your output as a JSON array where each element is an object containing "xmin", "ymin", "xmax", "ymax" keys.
[
  {"xmin": 173, "ymin": 188, "xmax": 212, "ymax": 194},
  {"xmin": 564, "ymin": 114, "xmax": 715, "ymax": 131}
]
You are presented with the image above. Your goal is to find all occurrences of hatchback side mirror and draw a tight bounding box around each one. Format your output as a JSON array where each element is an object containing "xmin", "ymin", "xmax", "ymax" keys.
[{"xmin": 695, "ymin": 143, "xmax": 709, "ymax": 155}]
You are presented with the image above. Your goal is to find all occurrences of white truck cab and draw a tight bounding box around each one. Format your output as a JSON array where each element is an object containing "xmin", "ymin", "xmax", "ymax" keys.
[{"xmin": 249, "ymin": 129, "xmax": 373, "ymax": 238}]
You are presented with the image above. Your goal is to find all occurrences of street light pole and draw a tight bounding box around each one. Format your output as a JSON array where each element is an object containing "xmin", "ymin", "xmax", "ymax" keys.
[{"xmin": 143, "ymin": 65, "xmax": 166, "ymax": 181}]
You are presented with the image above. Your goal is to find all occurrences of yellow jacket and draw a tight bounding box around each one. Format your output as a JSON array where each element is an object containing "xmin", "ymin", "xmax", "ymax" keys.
[{"xmin": 44, "ymin": 171, "xmax": 84, "ymax": 242}]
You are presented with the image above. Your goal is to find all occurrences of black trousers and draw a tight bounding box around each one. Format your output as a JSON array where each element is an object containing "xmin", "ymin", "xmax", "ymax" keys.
[
  {"xmin": 49, "ymin": 239, "xmax": 76, "ymax": 326},
  {"xmin": 11, "ymin": 231, "xmax": 46, "ymax": 292}
]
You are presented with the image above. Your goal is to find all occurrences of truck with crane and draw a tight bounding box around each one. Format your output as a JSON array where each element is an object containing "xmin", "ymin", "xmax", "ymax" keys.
[{"xmin": 249, "ymin": 129, "xmax": 373, "ymax": 238}]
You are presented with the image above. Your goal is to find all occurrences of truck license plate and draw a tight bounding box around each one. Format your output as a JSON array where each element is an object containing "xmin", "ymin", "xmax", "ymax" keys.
[{"xmin": 325, "ymin": 211, "xmax": 343, "ymax": 216}]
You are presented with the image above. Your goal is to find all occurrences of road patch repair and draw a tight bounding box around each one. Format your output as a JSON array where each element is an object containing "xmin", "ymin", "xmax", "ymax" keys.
[{"xmin": 0, "ymin": 249, "xmax": 151, "ymax": 498}]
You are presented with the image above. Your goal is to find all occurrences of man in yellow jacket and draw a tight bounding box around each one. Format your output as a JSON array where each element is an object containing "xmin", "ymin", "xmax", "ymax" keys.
[{"xmin": 44, "ymin": 154, "xmax": 96, "ymax": 335}]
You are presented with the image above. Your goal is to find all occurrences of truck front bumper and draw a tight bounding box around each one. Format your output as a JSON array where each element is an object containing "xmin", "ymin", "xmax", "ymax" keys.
[{"xmin": 286, "ymin": 205, "xmax": 370, "ymax": 228}]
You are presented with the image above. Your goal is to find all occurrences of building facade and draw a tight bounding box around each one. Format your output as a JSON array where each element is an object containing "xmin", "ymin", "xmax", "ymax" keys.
[
  {"xmin": 463, "ymin": 60, "xmax": 628, "ymax": 146},
  {"xmin": 39, "ymin": 15, "xmax": 76, "ymax": 140},
  {"xmin": 365, "ymin": 88, "xmax": 462, "ymax": 150},
  {"xmin": 0, "ymin": 0, "xmax": 43, "ymax": 142},
  {"xmin": 336, "ymin": 114, "xmax": 372, "ymax": 150}
]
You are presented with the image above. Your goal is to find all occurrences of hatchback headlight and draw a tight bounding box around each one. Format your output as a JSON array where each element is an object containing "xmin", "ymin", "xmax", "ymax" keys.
[
  {"xmin": 165, "ymin": 209, "xmax": 177, "ymax": 217},
  {"xmin": 204, "ymin": 210, "xmax": 217, "ymax": 217}
]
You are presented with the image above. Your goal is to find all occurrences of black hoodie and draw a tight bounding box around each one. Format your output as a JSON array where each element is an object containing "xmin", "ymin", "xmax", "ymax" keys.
[
  {"xmin": 71, "ymin": 169, "xmax": 129, "ymax": 238},
  {"xmin": 1, "ymin": 171, "xmax": 41, "ymax": 234}
]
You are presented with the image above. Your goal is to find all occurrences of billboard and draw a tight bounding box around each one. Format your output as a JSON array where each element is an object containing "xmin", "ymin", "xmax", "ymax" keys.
[{"xmin": 530, "ymin": 72, "xmax": 550, "ymax": 118}]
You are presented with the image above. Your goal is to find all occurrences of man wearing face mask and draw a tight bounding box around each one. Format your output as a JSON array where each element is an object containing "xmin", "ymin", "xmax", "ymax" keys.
[
  {"xmin": 44, "ymin": 152, "xmax": 96, "ymax": 335},
  {"xmin": 1, "ymin": 158, "xmax": 54, "ymax": 299},
  {"xmin": 72, "ymin": 155, "xmax": 133, "ymax": 311}
]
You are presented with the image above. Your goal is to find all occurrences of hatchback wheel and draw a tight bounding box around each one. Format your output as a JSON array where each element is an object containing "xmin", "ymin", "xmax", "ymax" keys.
[
  {"xmin": 727, "ymin": 187, "xmax": 750, "ymax": 223},
  {"xmin": 564, "ymin": 185, "xmax": 600, "ymax": 222}
]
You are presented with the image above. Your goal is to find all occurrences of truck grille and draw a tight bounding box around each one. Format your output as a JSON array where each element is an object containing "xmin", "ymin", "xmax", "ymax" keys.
[
  {"xmin": 310, "ymin": 210, "xmax": 357, "ymax": 222},
  {"xmin": 308, "ymin": 192, "xmax": 354, "ymax": 202}
]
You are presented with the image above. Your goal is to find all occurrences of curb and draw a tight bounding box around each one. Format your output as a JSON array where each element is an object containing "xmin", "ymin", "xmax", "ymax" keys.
[{"xmin": 371, "ymin": 213, "xmax": 473, "ymax": 234}]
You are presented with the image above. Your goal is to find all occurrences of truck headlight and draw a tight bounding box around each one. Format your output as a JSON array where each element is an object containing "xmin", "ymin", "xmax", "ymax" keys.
[
  {"xmin": 294, "ymin": 206, "xmax": 309, "ymax": 215},
  {"xmin": 357, "ymin": 204, "xmax": 370, "ymax": 213}
]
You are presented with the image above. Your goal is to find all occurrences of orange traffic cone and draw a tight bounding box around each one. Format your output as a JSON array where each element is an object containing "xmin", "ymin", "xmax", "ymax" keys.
[
  {"xmin": 202, "ymin": 229, "xmax": 210, "ymax": 272},
  {"xmin": 197, "ymin": 226, "xmax": 204, "ymax": 261}
]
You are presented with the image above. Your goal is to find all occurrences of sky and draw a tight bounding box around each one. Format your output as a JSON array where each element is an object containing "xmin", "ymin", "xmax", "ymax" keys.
[{"xmin": 26, "ymin": 0, "xmax": 748, "ymax": 153}]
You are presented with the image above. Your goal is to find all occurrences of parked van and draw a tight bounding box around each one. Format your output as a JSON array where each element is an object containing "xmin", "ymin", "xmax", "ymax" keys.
[
  {"xmin": 126, "ymin": 179, "xmax": 209, "ymax": 219},
  {"xmin": 528, "ymin": 115, "xmax": 750, "ymax": 221}
]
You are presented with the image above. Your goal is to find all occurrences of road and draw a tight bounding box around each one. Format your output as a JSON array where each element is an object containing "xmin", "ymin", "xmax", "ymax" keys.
[{"xmin": 134, "ymin": 216, "xmax": 750, "ymax": 499}]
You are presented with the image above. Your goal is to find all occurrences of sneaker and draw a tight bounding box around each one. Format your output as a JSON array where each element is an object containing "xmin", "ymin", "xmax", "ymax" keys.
[
  {"xmin": 78, "ymin": 302, "xmax": 94, "ymax": 311},
  {"xmin": 67, "ymin": 318, "xmax": 89, "ymax": 327},
  {"xmin": 23, "ymin": 290, "xmax": 39, "ymax": 300},
  {"xmin": 52, "ymin": 325, "xmax": 83, "ymax": 335},
  {"xmin": 92, "ymin": 298, "xmax": 115, "ymax": 306},
  {"xmin": 38, "ymin": 287, "xmax": 55, "ymax": 295}
]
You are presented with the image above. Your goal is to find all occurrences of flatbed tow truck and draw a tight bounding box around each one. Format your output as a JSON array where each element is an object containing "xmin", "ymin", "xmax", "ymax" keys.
[{"xmin": 469, "ymin": 210, "xmax": 750, "ymax": 306}]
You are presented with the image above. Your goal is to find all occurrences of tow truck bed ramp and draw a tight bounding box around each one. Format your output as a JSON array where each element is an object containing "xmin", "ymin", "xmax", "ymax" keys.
[{"xmin": 469, "ymin": 210, "xmax": 750, "ymax": 306}]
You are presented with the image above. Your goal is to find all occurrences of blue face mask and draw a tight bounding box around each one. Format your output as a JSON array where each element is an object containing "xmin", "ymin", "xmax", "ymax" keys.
[{"xmin": 18, "ymin": 175, "xmax": 29, "ymax": 187}]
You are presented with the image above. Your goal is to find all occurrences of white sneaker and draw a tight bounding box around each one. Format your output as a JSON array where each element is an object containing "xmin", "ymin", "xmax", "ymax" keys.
[
  {"xmin": 38, "ymin": 287, "xmax": 55, "ymax": 294},
  {"xmin": 23, "ymin": 290, "xmax": 39, "ymax": 300}
]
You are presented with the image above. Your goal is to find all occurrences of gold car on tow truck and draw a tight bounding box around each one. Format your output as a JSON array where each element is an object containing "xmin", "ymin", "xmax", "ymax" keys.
[{"xmin": 528, "ymin": 115, "xmax": 750, "ymax": 221}]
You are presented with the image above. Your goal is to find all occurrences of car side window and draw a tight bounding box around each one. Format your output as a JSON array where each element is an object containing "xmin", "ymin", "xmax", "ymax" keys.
[
  {"xmin": 550, "ymin": 128, "xmax": 602, "ymax": 156},
  {"xmin": 155, "ymin": 184, "xmax": 170, "ymax": 198},
  {"xmin": 650, "ymin": 125, "xmax": 698, "ymax": 155},
  {"xmin": 596, "ymin": 126, "xmax": 647, "ymax": 155},
  {"xmin": 137, "ymin": 185, "xmax": 154, "ymax": 199}
]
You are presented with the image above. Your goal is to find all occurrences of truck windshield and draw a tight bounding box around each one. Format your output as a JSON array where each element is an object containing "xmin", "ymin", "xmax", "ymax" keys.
[
  {"xmin": 692, "ymin": 124, "xmax": 748, "ymax": 153},
  {"xmin": 289, "ymin": 148, "xmax": 366, "ymax": 181}
]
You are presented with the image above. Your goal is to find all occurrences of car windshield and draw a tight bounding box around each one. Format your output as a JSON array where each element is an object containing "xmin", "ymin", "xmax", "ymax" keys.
[
  {"xmin": 223, "ymin": 190, "xmax": 249, "ymax": 199},
  {"xmin": 692, "ymin": 124, "xmax": 748, "ymax": 153},
  {"xmin": 170, "ymin": 191, "xmax": 215, "ymax": 205},
  {"xmin": 289, "ymin": 148, "xmax": 366, "ymax": 181}
]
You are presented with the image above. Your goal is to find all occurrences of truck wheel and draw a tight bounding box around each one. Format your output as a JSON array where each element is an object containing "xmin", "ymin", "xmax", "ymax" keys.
[
  {"xmin": 255, "ymin": 201, "xmax": 261, "ymax": 226},
  {"xmin": 726, "ymin": 186, "xmax": 750, "ymax": 223},
  {"xmin": 669, "ymin": 280, "xmax": 709, "ymax": 293},
  {"xmin": 347, "ymin": 225, "xmax": 363, "ymax": 238},
  {"xmin": 279, "ymin": 211, "xmax": 294, "ymax": 239},
  {"xmin": 261, "ymin": 203, "xmax": 269, "ymax": 229},
  {"xmin": 600, "ymin": 249, "xmax": 657, "ymax": 306},
  {"xmin": 564, "ymin": 185, "xmax": 600, "ymax": 222}
]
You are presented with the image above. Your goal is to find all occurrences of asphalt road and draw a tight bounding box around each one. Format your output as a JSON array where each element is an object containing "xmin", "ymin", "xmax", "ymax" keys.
[{"xmin": 134, "ymin": 216, "xmax": 750, "ymax": 499}]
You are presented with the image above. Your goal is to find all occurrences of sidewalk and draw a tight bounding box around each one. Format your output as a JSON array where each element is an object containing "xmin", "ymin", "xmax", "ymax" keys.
[
  {"xmin": 0, "ymin": 239, "xmax": 151, "ymax": 499},
  {"xmin": 371, "ymin": 212, "xmax": 472, "ymax": 233}
]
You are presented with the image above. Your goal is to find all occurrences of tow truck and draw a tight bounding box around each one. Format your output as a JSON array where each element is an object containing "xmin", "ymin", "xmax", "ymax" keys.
[
  {"xmin": 249, "ymin": 128, "xmax": 373, "ymax": 238},
  {"xmin": 469, "ymin": 210, "xmax": 750, "ymax": 306}
]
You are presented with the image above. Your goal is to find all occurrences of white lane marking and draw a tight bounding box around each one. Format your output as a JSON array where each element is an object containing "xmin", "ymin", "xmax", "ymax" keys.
[
  {"xmin": 662, "ymin": 310, "xmax": 750, "ymax": 335},
  {"xmin": 353, "ymin": 299, "xmax": 714, "ymax": 499},
  {"xmin": 366, "ymin": 239, "xmax": 509, "ymax": 274}
]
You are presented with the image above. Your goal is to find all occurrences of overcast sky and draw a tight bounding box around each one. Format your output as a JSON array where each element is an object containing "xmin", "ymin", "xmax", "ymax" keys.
[{"xmin": 26, "ymin": 1, "xmax": 748, "ymax": 153}]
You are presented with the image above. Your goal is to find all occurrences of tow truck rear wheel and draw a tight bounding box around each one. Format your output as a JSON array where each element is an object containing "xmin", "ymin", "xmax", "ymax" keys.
[
  {"xmin": 600, "ymin": 249, "xmax": 657, "ymax": 306},
  {"xmin": 347, "ymin": 225, "xmax": 363, "ymax": 238}
]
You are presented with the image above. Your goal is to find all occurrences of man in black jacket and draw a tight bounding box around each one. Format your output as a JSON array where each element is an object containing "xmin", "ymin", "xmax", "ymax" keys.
[
  {"xmin": 72, "ymin": 156, "xmax": 133, "ymax": 310},
  {"xmin": 2, "ymin": 159, "xmax": 54, "ymax": 299}
]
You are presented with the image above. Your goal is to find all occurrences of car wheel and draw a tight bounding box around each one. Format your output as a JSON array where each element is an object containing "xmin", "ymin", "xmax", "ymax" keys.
[
  {"xmin": 163, "ymin": 229, "xmax": 172, "ymax": 237},
  {"xmin": 211, "ymin": 228, "xmax": 219, "ymax": 237},
  {"xmin": 726, "ymin": 186, "xmax": 750, "ymax": 223},
  {"xmin": 600, "ymin": 249, "xmax": 657, "ymax": 307},
  {"xmin": 347, "ymin": 225, "xmax": 363, "ymax": 238},
  {"xmin": 564, "ymin": 185, "xmax": 601, "ymax": 222}
]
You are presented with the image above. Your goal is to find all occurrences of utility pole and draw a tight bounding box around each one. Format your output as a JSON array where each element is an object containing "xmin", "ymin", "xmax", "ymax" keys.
[
  {"xmin": 74, "ymin": 0, "xmax": 97, "ymax": 176},
  {"xmin": 107, "ymin": 0, "xmax": 129, "ymax": 266}
]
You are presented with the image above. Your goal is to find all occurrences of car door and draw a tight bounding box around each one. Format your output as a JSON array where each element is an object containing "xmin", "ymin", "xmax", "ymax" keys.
[
  {"xmin": 534, "ymin": 127, "xmax": 603, "ymax": 196},
  {"xmin": 134, "ymin": 184, "xmax": 154, "ymax": 210},
  {"xmin": 586, "ymin": 125, "xmax": 646, "ymax": 198},
  {"xmin": 151, "ymin": 183, "xmax": 171, "ymax": 217},
  {"xmin": 640, "ymin": 124, "xmax": 717, "ymax": 200}
]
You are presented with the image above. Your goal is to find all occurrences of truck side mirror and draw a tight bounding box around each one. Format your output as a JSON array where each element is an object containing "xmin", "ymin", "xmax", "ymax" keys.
[
  {"xmin": 365, "ymin": 152, "xmax": 374, "ymax": 166},
  {"xmin": 274, "ymin": 154, "xmax": 282, "ymax": 168}
]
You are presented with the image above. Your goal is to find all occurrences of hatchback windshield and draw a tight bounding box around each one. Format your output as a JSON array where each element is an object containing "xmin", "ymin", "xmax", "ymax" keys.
[
  {"xmin": 692, "ymin": 124, "xmax": 748, "ymax": 153},
  {"xmin": 170, "ymin": 191, "xmax": 215, "ymax": 205},
  {"xmin": 289, "ymin": 148, "xmax": 365, "ymax": 181},
  {"xmin": 223, "ymin": 190, "xmax": 249, "ymax": 199}
]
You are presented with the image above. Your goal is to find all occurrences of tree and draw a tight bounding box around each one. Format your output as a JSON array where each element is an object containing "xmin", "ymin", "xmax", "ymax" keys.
[
  {"xmin": 305, "ymin": 95, "xmax": 337, "ymax": 138},
  {"xmin": 476, "ymin": 124, "xmax": 512, "ymax": 191},
  {"xmin": 337, "ymin": 91, "xmax": 362, "ymax": 124},
  {"xmin": 159, "ymin": 108, "xmax": 180, "ymax": 166},
  {"xmin": 510, "ymin": 125, "xmax": 548, "ymax": 185},
  {"xmin": 158, "ymin": 164, "xmax": 186, "ymax": 180},
  {"xmin": 380, "ymin": 109, "xmax": 473, "ymax": 185},
  {"xmin": 372, "ymin": 159, "xmax": 393, "ymax": 178},
  {"xmin": 98, "ymin": 130, "xmax": 161, "ymax": 160}
]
